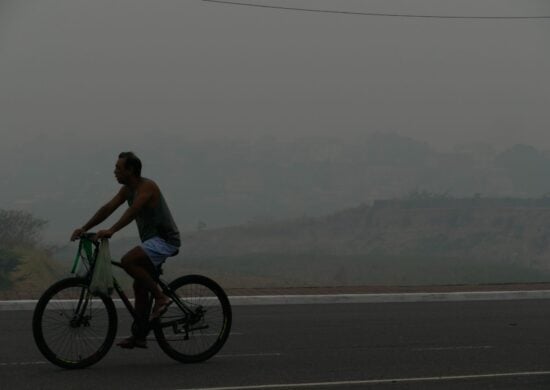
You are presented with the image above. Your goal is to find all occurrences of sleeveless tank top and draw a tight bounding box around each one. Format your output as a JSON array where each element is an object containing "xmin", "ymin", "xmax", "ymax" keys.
[{"xmin": 127, "ymin": 183, "xmax": 181, "ymax": 247}]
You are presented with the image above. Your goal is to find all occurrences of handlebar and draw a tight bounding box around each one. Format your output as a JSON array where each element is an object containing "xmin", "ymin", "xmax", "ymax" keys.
[{"xmin": 79, "ymin": 232, "xmax": 97, "ymax": 240}]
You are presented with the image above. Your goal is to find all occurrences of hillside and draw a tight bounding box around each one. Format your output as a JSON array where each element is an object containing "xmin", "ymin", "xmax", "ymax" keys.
[
  {"xmin": 46, "ymin": 198, "xmax": 550, "ymax": 289},
  {"xmin": 7, "ymin": 133, "xmax": 550, "ymax": 242},
  {"xmin": 160, "ymin": 200, "xmax": 550, "ymax": 287}
]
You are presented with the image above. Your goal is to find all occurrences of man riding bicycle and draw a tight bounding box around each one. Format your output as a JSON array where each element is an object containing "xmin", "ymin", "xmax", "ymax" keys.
[{"xmin": 70, "ymin": 152, "xmax": 180, "ymax": 349}]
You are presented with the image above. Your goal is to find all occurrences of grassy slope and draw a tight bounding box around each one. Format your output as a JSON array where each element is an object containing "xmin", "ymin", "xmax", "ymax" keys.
[
  {"xmin": 45, "ymin": 204, "xmax": 550, "ymax": 289},
  {"xmin": 6, "ymin": 247, "xmax": 65, "ymax": 295},
  {"xmin": 165, "ymin": 205, "xmax": 550, "ymax": 287}
]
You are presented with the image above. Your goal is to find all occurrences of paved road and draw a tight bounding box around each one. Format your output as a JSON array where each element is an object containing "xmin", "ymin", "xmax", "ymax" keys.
[{"xmin": 3, "ymin": 300, "xmax": 550, "ymax": 389}]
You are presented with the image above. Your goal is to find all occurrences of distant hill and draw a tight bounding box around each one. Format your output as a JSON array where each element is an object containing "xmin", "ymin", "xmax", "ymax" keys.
[
  {"xmin": 8, "ymin": 132, "xmax": 550, "ymax": 242},
  {"xmin": 54, "ymin": 197, "xmax": 550, "ymax": 289}
]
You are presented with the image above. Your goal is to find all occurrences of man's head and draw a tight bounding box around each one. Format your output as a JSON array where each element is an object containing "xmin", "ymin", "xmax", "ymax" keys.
[{"xmin": 115, "ymin": 152, "xmax": 142, "ymax": 184}]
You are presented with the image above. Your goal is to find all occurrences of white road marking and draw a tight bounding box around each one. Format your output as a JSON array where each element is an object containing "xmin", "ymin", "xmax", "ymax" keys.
[
  {"xmin": 0, "ymin": 361, "xmax": 47, "ymax": 366},
  {"xmin": 0, "ymin": 352, "xmax": 280, "ymax": 368},
  {"xmin": 86, "ymin": 332, "xmax": 244, "ymax": 340},
  {"xmin": 413, "ymin": 345, "xmax": 494, "ymax": 351},
  {"xmin": 215, "ymin": 353, "xmax": 283, "ymax": 358},
  {"xmin": 178, "ymin": 370, "xmax": 550, "ymax": 389}
]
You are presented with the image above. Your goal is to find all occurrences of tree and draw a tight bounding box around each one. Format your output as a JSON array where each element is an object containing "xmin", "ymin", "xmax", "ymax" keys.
[
  {"xmin": 0, "ymin": 247, "xmax": 18, "ymax": 289},
  {"xmin": 405, "ymin": 190, "xmax": 452, "ymax": 200},
  {"xmin": 0, "ymin": 209, "xmax": 48, "ymax": 290},
  {"xmin": 0, "ymin": 209, "xmax": 47, "ymax": 248},
  {"xmin": 197, "ymin": 220, "xmax": 207, "ymax": 231}
]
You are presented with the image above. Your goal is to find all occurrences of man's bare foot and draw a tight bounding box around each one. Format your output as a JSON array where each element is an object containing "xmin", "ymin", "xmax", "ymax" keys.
[
  {"xmin": 117, "ymin": 336, "xmax": 147, "ymax": 349},
  {"xmin": 151, "ymin": 296, "xmax": 172, "ymax": 320}
]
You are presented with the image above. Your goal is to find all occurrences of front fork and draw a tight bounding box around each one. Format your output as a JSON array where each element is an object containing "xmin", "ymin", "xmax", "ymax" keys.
[{"xmin": 70, "ymin": 287, "xmax": 93, "ymax": 328}]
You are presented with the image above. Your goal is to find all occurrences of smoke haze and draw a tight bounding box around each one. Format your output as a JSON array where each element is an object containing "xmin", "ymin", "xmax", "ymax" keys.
[{"xmin": 1, "ymin": 0, "xmax": 549, "ymax": 242}]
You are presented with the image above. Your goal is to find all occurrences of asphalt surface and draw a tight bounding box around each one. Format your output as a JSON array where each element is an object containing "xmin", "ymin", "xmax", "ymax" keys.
[{"xmin": 3, "ymin": 300, "xmax": 550, "ymax": 389}]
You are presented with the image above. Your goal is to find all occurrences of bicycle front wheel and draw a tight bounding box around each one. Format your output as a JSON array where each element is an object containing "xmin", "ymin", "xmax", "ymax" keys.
[
  {"xmin": 32, "ymin": 277, "xmax": 117, "ymax": 369},
  {"xmin": 154, "ymin": 275, "xmax": 232, "ymax": 363}
]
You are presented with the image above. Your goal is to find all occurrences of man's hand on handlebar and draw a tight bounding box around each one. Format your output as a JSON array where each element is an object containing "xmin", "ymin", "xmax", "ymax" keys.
[
  {"xmin": 70, "ymin": 228, "xmax": 85, "ymax": 241},
  {"xmin": 95, "ymin": 229, "xmax": 114, "ymax": 241},
  {"xmin": 70, "ymin": 228, "xmax": 113, "ymax": 242}
]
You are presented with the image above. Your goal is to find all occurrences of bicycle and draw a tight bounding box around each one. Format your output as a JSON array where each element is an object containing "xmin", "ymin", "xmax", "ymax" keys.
[{"xmin": 32, "ymin": 233, "xmax": 232, "ymax": 369}]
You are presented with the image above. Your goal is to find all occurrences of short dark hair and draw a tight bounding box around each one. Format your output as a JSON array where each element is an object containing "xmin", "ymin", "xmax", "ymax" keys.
[{"xmin": 118, "ymin": 152, "xmax": 142, "ymax": 177}]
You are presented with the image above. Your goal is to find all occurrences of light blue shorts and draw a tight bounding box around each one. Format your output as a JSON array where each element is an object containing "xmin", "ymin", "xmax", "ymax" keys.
[{"xmin": 140, "ymin": 237, "xmax": 179, "ymax": 268}]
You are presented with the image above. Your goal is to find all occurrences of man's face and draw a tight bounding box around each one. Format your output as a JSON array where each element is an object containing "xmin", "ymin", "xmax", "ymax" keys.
[{"xmin": 114, "ymin": 158, "xmax": 132, "ymax": 184}]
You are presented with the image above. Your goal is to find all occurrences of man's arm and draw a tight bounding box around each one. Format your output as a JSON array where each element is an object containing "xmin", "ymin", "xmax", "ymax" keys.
[
  {"xmin": 70, "ymin": 187, "xmax": 128, "ymax": 241},
  {"xmin": 96, "ymin": 182, "xmax": 155, "ymax": 239}
]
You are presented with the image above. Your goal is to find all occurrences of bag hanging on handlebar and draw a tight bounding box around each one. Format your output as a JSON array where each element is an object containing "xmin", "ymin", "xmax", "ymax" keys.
[{"xmin": 89, "ymin": 239, "xmax": 114, "ymax": 296}]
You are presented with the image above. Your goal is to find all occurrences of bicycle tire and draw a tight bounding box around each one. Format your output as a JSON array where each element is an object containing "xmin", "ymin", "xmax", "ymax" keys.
[
  {"xmin": 154, "ymin": 275, "xmax": 232, "ymax": 363},
  {"xmin": 32, "ymin": 277, "xmax": 118, "ymax": 369}
]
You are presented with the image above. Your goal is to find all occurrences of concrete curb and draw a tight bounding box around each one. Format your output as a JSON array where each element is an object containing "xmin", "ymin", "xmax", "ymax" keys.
[
  {"xmin": 3, "ymin": 290, "xmax": 550, "ymax": 311},
  {"xmin": 228, "ymin": 290, "xmax": 550, "ymax": 305}
]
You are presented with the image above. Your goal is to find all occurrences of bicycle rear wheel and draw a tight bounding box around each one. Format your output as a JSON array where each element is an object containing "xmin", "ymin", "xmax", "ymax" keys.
[
  {"xmin": 32, "ymin": 277, "xmax": 117, "ymax": 369},
  {"xmin": 154, "ymin": 275, "xmax": 232, "ymax": 363}
]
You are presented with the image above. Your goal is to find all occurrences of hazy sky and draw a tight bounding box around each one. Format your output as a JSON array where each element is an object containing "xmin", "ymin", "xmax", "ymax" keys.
[
  {"xmin": 1, "ymin": 0, "xmax": 549, "ymax": 149},
  {"xmin": 1, "ymin": 0, "xmax": 550, "ymax": 242}
]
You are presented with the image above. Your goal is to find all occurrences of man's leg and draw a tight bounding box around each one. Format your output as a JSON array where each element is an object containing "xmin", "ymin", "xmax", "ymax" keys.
[
  {"xmin": 117, "ymin": 280, "xmax": 150, "ymax": 348},
  {"xmin": 133, "ymin": 280, "xmax": 149, "ymax": 326},
  {"xmin": 121, "ymin": 246, "xmax": 170, "ymax": 316}
]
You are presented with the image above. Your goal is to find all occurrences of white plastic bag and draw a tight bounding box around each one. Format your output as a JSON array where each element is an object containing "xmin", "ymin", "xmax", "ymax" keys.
[{"xmin": 89, "ymin": 239, "xmax": 114, "ymax": 296}]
